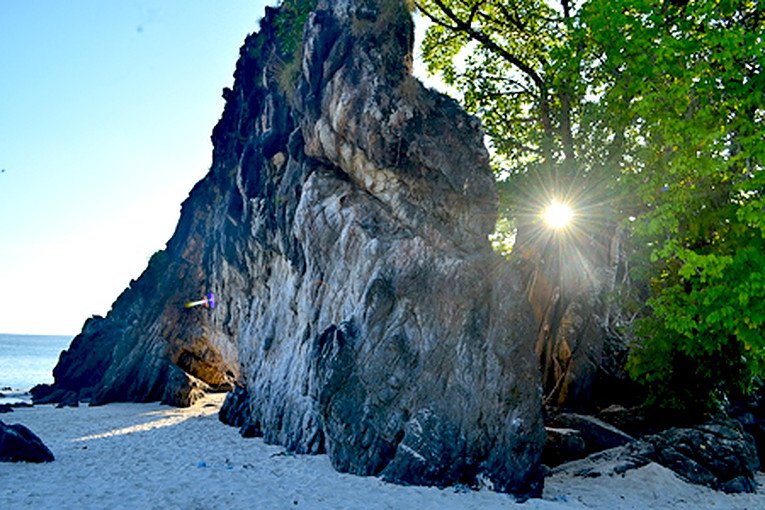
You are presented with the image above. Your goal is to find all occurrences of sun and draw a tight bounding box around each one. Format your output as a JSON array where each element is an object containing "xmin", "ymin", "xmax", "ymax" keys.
[{"xmin": 542, "ymin": 200, "xmax": 574, "ymax": 230}]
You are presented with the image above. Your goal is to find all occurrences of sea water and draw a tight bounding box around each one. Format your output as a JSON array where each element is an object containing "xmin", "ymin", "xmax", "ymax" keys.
[{"xmin": 0, "ymin": 333, "xmax": 72, "ymax": 402}]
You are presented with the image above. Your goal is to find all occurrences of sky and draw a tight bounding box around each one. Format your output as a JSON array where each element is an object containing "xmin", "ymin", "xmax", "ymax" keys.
[
  {"xmin": 0, "ymin": 2, "xmax": 440, "ymax": 336},
  {"xmin": 0, "ymin": 1, "xmax": 273, "ymax": 335}
]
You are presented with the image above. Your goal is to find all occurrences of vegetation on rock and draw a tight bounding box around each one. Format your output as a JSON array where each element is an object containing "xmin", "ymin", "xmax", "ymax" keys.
[{"xmin": 274, "ymin": 0, "xmax": 318, "ymax": 100}]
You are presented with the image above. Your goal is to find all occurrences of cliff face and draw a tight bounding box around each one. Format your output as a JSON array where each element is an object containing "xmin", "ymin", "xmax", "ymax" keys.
[{"xmin": 36, "ymin": 0, "xmax": 544, "ymax": 497}]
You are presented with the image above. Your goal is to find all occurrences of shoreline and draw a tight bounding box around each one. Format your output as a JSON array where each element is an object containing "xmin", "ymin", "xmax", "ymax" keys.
[
  {"xmin": 0, "ymin": 389, "xmax": 33, "ymax": 406},
  {"xmin": 2, "ymin": 394, "xmax": 764, "ymax": 509}
]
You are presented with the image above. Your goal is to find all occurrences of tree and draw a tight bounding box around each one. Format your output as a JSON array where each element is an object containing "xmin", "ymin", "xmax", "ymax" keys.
[
  {"xmin": 416, "ymin": 0, "xmax": 628, "ymax": 408},
  {"xmin": 589, "ymin": 0, "xmax": 765, "ymax": 414},
  {"xmin": 416, "ymin": 0, "xmax": 765, "ymax": 413}
]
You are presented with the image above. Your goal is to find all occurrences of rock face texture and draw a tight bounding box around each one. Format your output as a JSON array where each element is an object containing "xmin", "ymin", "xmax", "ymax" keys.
[
  {"xmin": 645, "ymin": 419, "xmax": 760, "ymax": 493},
  {"xmin": 0, "ymin": 420, "xmax": 55, "ymax": 463},
  {"xmin": 552, "ymin": 418, "xmax": 760, "ymax": 494},
  {"xmin": 36, "ymin": 0, "xmax": 544, "ymax": 496}
]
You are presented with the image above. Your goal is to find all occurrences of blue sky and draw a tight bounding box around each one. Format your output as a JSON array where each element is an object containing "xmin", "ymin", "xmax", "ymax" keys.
[
  {"xmin": 0, "ymin": 1, "xmax": 439, "ymax": 336},
  {"xmin": 0, "ymin": 1, "xmax": 272, "ymax": 334}
]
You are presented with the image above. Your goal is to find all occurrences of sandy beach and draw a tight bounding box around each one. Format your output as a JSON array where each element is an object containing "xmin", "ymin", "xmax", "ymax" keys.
[{"xmin": 1, "ymin": 394, "xmax": 763, "ymax": 510}]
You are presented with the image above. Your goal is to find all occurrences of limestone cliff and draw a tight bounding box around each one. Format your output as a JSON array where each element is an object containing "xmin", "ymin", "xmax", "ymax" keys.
[{"xmin": 35, "ymin": 0, "xmax": 544, "ymax": 497}]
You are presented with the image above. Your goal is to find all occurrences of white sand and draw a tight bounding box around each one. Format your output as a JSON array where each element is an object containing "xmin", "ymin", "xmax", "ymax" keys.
[{"xmin": 1, "ymin": 394, "xmax": 763, "ymax": 510}]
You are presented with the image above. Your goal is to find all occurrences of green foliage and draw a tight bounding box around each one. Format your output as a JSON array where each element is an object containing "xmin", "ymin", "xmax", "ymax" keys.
[
  {"xmin": 274, "ymin": 0, "xmax": 315, "ymax": 58},
  {"xmin": 628, "ymin": 235, "xmax": 765, "ymax": 413},
  {"xmin": 489, "ymin": 215, "xmax": 516, "ymax": 257},
  {"xmin": 588, "ymin": 0, "xmax": 765, "ymax": 413},
  {"xmin": 418, "ymin": 0, "xmax": 765, "ymax": 413},
  {"xmin": 419, "ymin": 0, "xmax": 576, "ymax": 173},
  {"xmin": 273, "ymin": 0, "xmax": 317, "ymax": 98},
  {"xmin": 417, "ymin": 0, "xmax": 627, "ymax": 259}
]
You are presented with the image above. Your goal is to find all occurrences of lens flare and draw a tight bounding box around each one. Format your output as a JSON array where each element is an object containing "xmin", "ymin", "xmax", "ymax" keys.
[
  {"xmin": 184, "ymin": 292, "xmax": 216, "ymax": 310},
  {"xmin": 542, "ymin": 201, "xmax": 574, "ymax": 230}
]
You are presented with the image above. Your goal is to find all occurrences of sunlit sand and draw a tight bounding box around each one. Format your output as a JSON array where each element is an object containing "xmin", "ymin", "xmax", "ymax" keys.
[{"xmin": 1, "ymin": 395, "xmax": 763, "ymax": 509}]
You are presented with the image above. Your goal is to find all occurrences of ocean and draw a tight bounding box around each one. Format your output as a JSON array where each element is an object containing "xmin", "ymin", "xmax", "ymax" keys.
[{"xmin": 0, "ymin": 333, "xmax": 73, "ymax": 403}]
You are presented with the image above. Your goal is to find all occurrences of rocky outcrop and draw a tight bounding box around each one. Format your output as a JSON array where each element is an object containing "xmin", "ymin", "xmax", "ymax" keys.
[
  {"xmin": 645, "ymin": 419, "xmax": 760, "ymax": 493},
  {"xmin": 550, "ymin": 413, "xmax": 635, "ymax": 454},
  {"xmin": 37, "ymin": 0, "xmax": 544, "ymax": 496},
  {"xmin": 552, "ymin": 418, "xmax": 760, "ymax": 493},
  {"xmin": 543, "ymin": 427, "xmax": 586, "ymax": 467},
  {"xmin": 0, "ymin": 420, "xmax": 55, "ymax": 463},
  {"xmin": 33, "ymin": 241, "xmax": 238, "ymax": 406}
]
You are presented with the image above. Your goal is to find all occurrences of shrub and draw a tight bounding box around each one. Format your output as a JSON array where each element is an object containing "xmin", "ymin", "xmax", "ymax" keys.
[{"xmin": 273, "ymin": 0, "xmax": 317, "ymax": 99}]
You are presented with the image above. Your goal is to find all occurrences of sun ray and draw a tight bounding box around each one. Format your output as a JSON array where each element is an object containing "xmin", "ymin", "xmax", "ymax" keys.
[{"xmin": 542, "ymin": 200, "xmax": 574, "ymax": 230}]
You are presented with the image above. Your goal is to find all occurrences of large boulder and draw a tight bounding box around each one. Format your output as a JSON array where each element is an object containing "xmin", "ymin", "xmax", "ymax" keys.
[
  {"xmin": 0, "ymin": 420, "xmax": 55, "ymax": 463},
  {"xmin": 550, "ymin": 413, "xmax": 635, "ymax": 454},
  {"xmin": 553, "ymin": 418, "xmax": 760, "ymax": 494},
  {"xmin": 215, "ymin": 0, "xmax": 544, "ymax": 495},
  {"xmin": 544, "ymin": 413, "xmax": 635, "ymax": 466},
  {"xmin": 644, "ymin": 419, "xmax": 760, "ymax": 493},
  {"xmin": 543, "ymin": 427, "xmax": 587, "ymax": 467},
  {"xmin": 37, "ymin": 0, "xmax": 545, "ymax": 496}
]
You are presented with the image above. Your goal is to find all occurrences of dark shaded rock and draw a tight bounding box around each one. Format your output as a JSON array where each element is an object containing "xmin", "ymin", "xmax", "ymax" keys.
[
  {"xmin": 219, "ymin": 385, "xmax": 264, "ymax": 438},
  {"xmin": 719, "ymin": 475, "xmax": 757, "ymax": 494},
  {"xmin": 55, "ymin": 391, "xmax": 79, "ymax": 409},
  {"xmin": 555, "ymin": 418, "xmax": 760, "ymax": 494},
  {"xmin": 39, "ymin": 307, "xmax": 232, "ymax": 407},
  {"xmin": 549, "ymin": 413, "xmax": 635, "ymax": 455},
  {"xmin": 161, "ymin": 366, "xmax": 212, "ymax": 407},
  {"xmin": 0, "ymin": 405, "xmax": 13, "ymax": 414},
  {"xmin": 543, "ymin": 427, "xmax": 587, "ymax": 467},
  {"xmin": 38, "ymin": 0, "xmax": 545, "ymax": 497},
  {"xmin": 644, "ymin": 418, "xmax": 760, "ymax": 493},
  {"xmin": 0, "ymin": 420, "xmax": 54, "ymax": 463},
  {"xmin": 30, "ymin": 383, "xmax": 53, "ymax": 402},
  {"xmin": 29, "ymin": 384, "xmax": 54, "ymax": 401},
  {"xmin": 32, "ymin": 388, "xmax": 68, "ymax": 406},
  {"xmin": 33, "ymin": 385, "xmax": 82, "ymax": 407},
  {"xmin": 596, "ymin": 404, "xmax": 649, "ymax": 437},
  {"xmin": 551, "ymin": 442, "xmax": 654, "ymax": 479},
  {"xmin": 219, "ymin": 385, "xmax": 248, "ymax": 428},
  {"xmin": 730, "ymin": 384, "xmax": 765, "ymax": 466},
  {"xmin": 737, "ymin": 412, "xmax": 765, "ymax": 467}
]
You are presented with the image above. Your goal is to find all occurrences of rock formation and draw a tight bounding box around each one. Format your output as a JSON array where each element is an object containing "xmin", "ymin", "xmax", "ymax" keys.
[
  {"xmin": 552, "ymin": 418, "xmax": 760, "ymax": 494},
  {"xmin": 0, "ymin": 420, "xmax": 55, "ymax": 463},
  {"xmin": 35, "ymin": 0, "xmax": 545, "ymax": 496},
  {"xmin": 645, "ymin": 419, "xmax": 760, "ymax": 493}
]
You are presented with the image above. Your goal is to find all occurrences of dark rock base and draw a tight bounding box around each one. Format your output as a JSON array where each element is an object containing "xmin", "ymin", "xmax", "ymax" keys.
[{"xmin": 0, "ymin": 420, "xmax": 55, "ymax": 463}]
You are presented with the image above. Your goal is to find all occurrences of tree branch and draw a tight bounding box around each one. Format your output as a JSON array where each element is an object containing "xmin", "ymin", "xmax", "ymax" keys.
[{"xmin": 416, "ymin": 0, "xmax": 547, "ymax": 92}]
